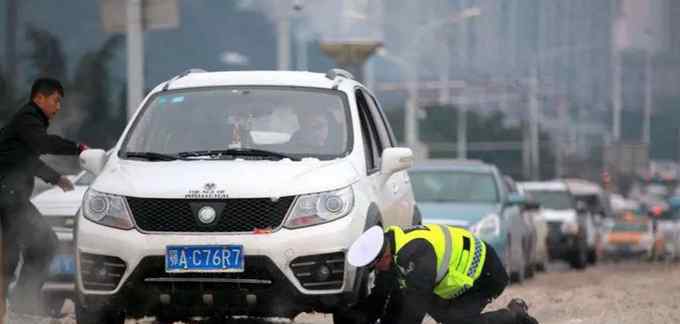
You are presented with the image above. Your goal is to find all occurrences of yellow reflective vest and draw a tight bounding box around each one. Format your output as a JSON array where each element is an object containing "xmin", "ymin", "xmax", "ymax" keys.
[{"xmin": 387, "ymin": 224, "xmax": 487, "ymax": 299}]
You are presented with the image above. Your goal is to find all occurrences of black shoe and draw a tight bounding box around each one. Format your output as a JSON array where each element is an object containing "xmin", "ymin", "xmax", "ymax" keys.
[
  {"xmin": 507, "ymin": 298, "xmax": 529, "ymax": 313},
  {"xmin": 507, "ymin": 298, "xmax": 539, "ymax": 324}
]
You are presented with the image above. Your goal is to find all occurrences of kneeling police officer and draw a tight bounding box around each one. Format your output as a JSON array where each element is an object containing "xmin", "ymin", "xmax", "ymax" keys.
[{"xmin": 347, "ymin": 224, "xmax": 539, "ymax": 324}]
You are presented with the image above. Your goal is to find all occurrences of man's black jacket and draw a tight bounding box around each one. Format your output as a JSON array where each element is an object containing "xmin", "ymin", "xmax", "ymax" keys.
[{"xmin": 0, "ymin": 102, "xmax": 79, "ymax": 200}]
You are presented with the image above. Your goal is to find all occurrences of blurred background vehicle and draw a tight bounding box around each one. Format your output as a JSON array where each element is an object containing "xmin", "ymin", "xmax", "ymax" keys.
[
  {"xmin": 517, "ymin": 181, "xmax": 591, "ymax": 269},
  {"xmin": 650, "ymin": 197, "xmax": 680, "ymax": 261},
  {"xmin": 504, "ymin": 176, "xmax": 541, "ymax": 278},
  {"xmin": 409, "ymin": 159, "xmax": 533, "ymax": 282},
  {"xmin": 516, "ymin": 184, "xmax": 549, "ymax": 273},
  {"xmin": 30, "ymin": 170, "xmax": 94, "ymax": 316},
  {"xmin": 564, "ymin": 178, "xmax": 610, "ymax": 264},
  {"xmin": 601, "ymin": 210, "xmax": 654, "ymax": 261}
]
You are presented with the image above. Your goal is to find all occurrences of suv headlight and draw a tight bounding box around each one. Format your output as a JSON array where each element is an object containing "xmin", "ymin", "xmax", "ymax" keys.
[
  {"xmin": 471, "ymin": 213, "xmax": 500, "ymax": 237},
  {"xmin": 82, "ymin": 189, "xmax": 134, "ymax": 230},
  {"xmin": 285, "ymin": 186, "xmax": 354, "ymax": 228}
]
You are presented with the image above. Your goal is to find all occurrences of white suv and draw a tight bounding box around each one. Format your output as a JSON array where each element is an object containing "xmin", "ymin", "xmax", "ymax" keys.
[{"xmin": 75, "ymin": 69, "xmax": 417, "ymax": 323}]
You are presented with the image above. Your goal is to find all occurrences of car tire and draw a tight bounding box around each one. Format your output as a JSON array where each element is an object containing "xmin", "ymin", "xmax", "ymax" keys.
[
  {"xmin": 333, "ymin": 311, "xmax": 373, "ymax": 324},
  {"xmin": 332, "ymin": 269, "xmax": 375, "ymax": 324},
  {"xmin": 412, "ymin": 206, "xmax": 423, "ymax": 225},
  {"xmin": 536, "ymin": 260, "xmax": 547, "ymax": 272},
  {"xmin": 75, "ymin": 302, "xmax": 125, "ymax": 324},
  {"xmin": 569, "ymin": 240, "xmax": 588, "ymax": 270},
  {"xmin": 587, "ymin": 248, "xmax": 598, "ymax": 265},
  {"xmin": 42, "ymin": 294, "xmax": 66, "ymax": 318},
  {"xmin": 510, "ymin": 247, "xmax": 526, "ymax": 284}
]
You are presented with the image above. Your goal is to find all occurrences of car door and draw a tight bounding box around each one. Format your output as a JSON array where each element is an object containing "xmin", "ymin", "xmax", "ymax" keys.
[
  {"xmin": 364, "ymin": 90, "xmax": 415, "ymax": 226},
  {"xmin": 354, "ymin": 89, "xmax": 401, "ymax": 227}
]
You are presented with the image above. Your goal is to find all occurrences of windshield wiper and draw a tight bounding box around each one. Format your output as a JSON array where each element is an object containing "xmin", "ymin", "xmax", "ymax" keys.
[
  {"xmin": 177, "ymin": 148, "xmax": 298, "ymax": 161},
  {"xmin": 123, "ymin": 151, "xmax": 180, "ymax": 161}
]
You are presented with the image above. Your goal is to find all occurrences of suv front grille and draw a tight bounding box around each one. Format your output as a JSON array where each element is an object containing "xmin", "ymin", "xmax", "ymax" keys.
[{"xmin": 126, "ymin": 196, "xmax": 295, "ymax": 233}]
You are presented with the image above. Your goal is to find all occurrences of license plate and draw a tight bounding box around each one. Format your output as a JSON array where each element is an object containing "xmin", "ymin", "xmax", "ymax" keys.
[
  {"xmin": 165, "ymin": 245, "xmax": 244, "ymax": 273},
  {"xmin": 49, "ymin": 255, "xmax": 75, "ymax": 275}
]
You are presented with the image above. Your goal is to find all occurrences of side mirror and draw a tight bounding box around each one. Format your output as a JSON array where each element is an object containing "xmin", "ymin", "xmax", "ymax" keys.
[
  {"xmin": 576, "ymin": 200, "xmax": 588, "ymax": 214},
  {"xmin": 381, "ymin": 147, "xmax": 414, "ymax": 176},
  {"xmin": 79, "ymin": 149, "xmax": 107, "ymax": 175},
  {"xmin": 506, "ymin": 192, "xmax": 527, "ymax": 206}
]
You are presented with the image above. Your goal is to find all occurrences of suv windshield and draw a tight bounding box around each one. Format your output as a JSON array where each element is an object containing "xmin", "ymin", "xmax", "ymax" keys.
[
  {"xmin": 410, "ymin": 170, "xmax": 499, "ymax": 203},
  {"xmin": 526, "ymin": 190, "xmax": 573, "ymax": 210},
  {"xmin": 121, "ymin": 87, "xmax": 351, "ymax": 161}
]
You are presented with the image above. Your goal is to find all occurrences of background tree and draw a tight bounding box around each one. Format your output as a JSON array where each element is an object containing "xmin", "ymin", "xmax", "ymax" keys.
[
  {"xmin": 24, "ymin": 26, "xmax": 67, "ymax": 82},
  {"xmin": 71, "ymin": 35, "xmax": 126, "ymax": 149}
]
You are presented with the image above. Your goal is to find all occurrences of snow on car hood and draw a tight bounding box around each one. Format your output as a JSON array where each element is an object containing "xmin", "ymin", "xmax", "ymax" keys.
[
  {"xmin": 541, "ymin": 208, "xmax": 577, "ymax": 223},
  {"xmin": 91, "ymin": 158, "xmax": 360, "ymax": 199},
  {"xmin": 31, "ymin": 186, "xmax": 88, "ymax": 217}
]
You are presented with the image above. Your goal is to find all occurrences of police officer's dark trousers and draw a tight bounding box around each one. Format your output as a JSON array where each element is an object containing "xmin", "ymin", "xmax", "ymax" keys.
[
  {"xmin": 0, "ymin": 181, "xmax": 58, "ymax": 315},
  {"xmin": 383, "ymin": 244, "xmax": 519, "ymax": 324}
]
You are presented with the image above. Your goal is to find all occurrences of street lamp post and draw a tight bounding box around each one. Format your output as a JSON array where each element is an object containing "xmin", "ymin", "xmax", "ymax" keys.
[
  {"xmin": 126, "ymin": 0, "xmax": 144, "ymax": 120},
  {"xmin": 377, "ymin": 7, "xmax": 481, "ymax": 159}
]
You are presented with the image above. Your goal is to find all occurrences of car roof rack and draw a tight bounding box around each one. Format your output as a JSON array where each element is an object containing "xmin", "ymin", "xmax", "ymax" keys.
[
  {"xmin": 325, "ymin": 68, "xmax": 354, "ymax": 80},
  {"xmin": 162, "ymin": 68, "xmax": 207, "ymax": 91},
  {"xmin": 325, "ymin": 68, "xmax": 354, "ymax": 89}
]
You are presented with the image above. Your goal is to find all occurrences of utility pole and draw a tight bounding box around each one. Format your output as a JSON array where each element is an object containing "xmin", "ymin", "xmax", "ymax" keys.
[
  {"xmin": 642, "ymin": 48, "xmax": 653, "ymax": 145},
  {"xmin": 611, "ymin": 0, "xmax": 624, "ymax": 142},
  {"xmin": 126, "ymin": 0, "xmax": 144, "ymax": 120},
  {"xmin": 529, "ymin": 66, "xmax": 541, "ymax": 180},
  {"xmin": 276, "ymin": 1, "xmax": 291, "ymax": 71},
  {"xmin": 5, "ymin": 0, "xmax": 18, "ymax": 96},
  {"xmin": 405, "ymin": 68, "xmax": 419, "ymax": 152},
  {"xmin": 457, "ymin": 94, "xmax": 468, "ymax": 159}
]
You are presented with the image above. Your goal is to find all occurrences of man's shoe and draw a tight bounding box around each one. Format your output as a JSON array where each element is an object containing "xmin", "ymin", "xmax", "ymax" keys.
[{"xmin": 507, "ymin": 298, "xmax": 529, "ymax": 313}]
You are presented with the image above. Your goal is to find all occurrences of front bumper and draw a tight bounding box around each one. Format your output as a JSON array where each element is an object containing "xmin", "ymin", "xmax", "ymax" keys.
[
  {"xmin": 602, "ymin": 243, "xmax": 650, "ymax": 257},
  {"xmin": 76, "ymin": 211, "xmax": 365, "ymax": 317}
]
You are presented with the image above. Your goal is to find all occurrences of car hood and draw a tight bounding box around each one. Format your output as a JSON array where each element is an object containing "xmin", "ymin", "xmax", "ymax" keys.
[
  {"xmin": 541, "ymin": 209, "xmax": 577, "ymax": 223},
  {"xmin": 31, "ymin": 186, "xmax": 88, "ymax": 216},
  {"xmin": 418, "ymin": 202, "xmax": 500, "ymax": 228},
  {"xmin": 92, "ymin": 158, "xmax": 360, "ymax": 198}
]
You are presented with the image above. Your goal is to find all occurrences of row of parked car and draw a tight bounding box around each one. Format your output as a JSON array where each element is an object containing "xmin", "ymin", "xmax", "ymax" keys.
[{"xmin": 407, "ymin": 160, "xmax": 615, "ymax": 284}]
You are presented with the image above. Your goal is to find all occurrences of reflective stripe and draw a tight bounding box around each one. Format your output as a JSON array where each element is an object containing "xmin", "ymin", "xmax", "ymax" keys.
[
  {"xmin": 435, "ymin": 224, "xmax": 452, "ymax": 283},
  {"xmin": 467, "ymin": 236, "xmax": 484, "ymax": 277}
]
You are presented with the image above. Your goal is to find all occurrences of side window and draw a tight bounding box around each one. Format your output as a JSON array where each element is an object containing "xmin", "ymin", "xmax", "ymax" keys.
[
  {"xmin": 356, "ymin": 90, "xmax": 381, "ymax": 173},
  {"xmin": 362, "ymin": 89, "xmax": 393, "ymax": 149},
  {"xmin": 367, "ymin": 92, "xmax": 397, "ymax": 146}
]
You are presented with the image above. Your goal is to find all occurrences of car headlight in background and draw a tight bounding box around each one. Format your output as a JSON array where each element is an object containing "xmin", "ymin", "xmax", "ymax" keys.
[
  {"xmin": 82, "ymin": 189, "xmax": 134, "ymax": 230},
  {"xmin": 471, "ymin": 213, "xmax": 500, "ymax": 237},
  {"xmin": 285, "ymin": 186, "xmax": 354, "ymax": 228}
]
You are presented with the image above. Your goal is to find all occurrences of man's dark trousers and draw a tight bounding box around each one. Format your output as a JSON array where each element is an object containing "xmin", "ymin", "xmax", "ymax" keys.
[{"xmin": 0, "ymin": 181, "xmax": 58, "ymax": 315}]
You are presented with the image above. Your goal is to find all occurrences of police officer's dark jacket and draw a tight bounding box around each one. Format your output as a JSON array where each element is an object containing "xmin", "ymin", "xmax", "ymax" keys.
[{"xmin": 0, "ymin": 102, "xmax": 79, "ymax": 200}]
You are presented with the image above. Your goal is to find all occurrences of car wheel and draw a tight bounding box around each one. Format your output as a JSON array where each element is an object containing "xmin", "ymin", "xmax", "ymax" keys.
[
  {"xmin": 412, "ymin": 206, "xmax": 423, "ymax": 225},
  {"xmin": 75, "ymin": 302, "xmax": 125, "ymax": 324},
  {"xmin": 587, "ymin": 248, "xmax": 598, "ymax": 265},
  {"xmin": 510, "ymin": 246, "xmax": 526, "ymax": 284},
  {"xmin": 333, "ymin": 264, "xmax": 376, "ymax": 324},
  {"xmin": 536, "ymin": 260, "xmax": 547, "ymax": 272},
  {"xmin": 42, "ymin": 294, "xmax": 66, "ymax": 318},
  {"xmin": 569, "ymin": 240, "xmax": 588, "ymax": 270}
]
